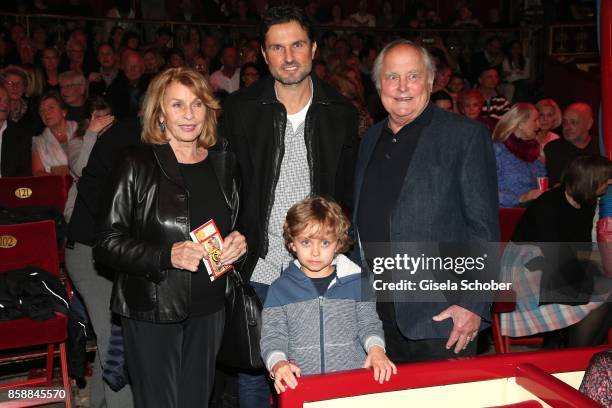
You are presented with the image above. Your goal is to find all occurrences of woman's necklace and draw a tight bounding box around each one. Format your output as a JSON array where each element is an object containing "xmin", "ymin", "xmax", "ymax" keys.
[{"xmin": 51, "ymin": 126, "xmax": 67, "ymax": 143}]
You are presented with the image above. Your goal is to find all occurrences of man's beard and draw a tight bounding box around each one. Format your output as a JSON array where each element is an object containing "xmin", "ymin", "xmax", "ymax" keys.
[{"xmin": 272, "ymin": 63, "xmax": 311, "ymax": 86}]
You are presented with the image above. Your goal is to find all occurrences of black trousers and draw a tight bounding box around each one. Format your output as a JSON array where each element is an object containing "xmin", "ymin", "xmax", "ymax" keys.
[
  {"xmin": 378, "ymin": 302, "xmax": 477, "ymax": 364},
  {"xmin": 122, "ymin": 309, "xmax": 225, "ymax": 408}
]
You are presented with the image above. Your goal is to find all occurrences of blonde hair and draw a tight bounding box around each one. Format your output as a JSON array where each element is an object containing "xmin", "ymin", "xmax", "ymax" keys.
[
  {"xmin": 492, "ymin": 102, "xmax": 536, "ymax": 142},
  {"xmin": 535, "ymin": 98, "xmax": 562, "ymax": 129},
  {"xmin": 283, "ymin": 196, "xmax": 353, "ymax": 254},
  {"xmin": 23, "ymin": 66, "xmax": 44, "ymax": 98},
  {"xmin": 141, "ymin": 67, "xmax": 220, "ymax": 147}
]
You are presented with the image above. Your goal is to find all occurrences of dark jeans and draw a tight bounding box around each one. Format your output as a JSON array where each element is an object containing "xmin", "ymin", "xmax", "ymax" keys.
[{"xmin": 238, "ymin": 281, "xmax": 274, "ymax": 408}]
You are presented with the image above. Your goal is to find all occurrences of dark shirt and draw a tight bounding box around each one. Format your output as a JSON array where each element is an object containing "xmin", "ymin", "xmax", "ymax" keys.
[
  {"xmin": 310, "ymin": 270, "xmax": 337, "ymax": 296},
  {"xmin": 67, "ymin": 105, "xmax": 87, "ymax": 123},
  {"xmin": 357, "ymin": 104, "xmax": 434, "ymax": 323},
  {"xmin": 544, "ymin": 136, "xmax": 600, "ymax": 186},
  {"xmin": 512, "ymin": 186, "xmax": 595, "ymax": 243},
  {"xmin": 511, "ymin": 186, "xmax": 596, "ymax": 305},
  {"xmin": 357, "ymin": 103, "xmax": 434, "ymax": 244},
  {"xmin": 179, "ymin": 159, "xmax": 231, "ymax": 316}
]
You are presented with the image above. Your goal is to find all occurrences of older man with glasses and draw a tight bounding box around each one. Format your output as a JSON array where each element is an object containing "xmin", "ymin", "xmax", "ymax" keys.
[{"xmin": 59, "ymin": 70, "xmax": 88, "ymax": 122}]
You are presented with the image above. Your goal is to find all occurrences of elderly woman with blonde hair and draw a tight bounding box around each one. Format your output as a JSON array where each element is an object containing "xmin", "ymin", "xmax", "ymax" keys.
[
  {"xmin": 493, "ymin": 102, "xmax": 546, "ymax": 207},
  {"xmin": 94, "ymin": 67, "xmax": 246, "ymax": 408},
  {"xmin": 535, "ymin": 98, "xmax": 562, "ymax": 160}
]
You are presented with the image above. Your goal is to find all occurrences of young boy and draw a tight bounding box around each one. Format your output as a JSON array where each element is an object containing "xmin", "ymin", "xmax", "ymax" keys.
[{"xmin": 260, "ymin": 196, "xmax": 397, "ymax": 394}]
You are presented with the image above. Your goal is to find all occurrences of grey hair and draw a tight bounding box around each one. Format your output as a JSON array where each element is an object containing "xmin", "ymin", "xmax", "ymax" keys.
[
  {"xmin": 58, "ymin": 70, "xmax": 86, "ymax": 85},
  {"xmin": 371, "ymin": 39, "xmax": 436, "ymax": 93}
]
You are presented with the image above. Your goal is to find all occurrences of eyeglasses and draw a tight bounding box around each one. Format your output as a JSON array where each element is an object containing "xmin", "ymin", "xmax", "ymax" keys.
[
  {"xmin": 194, "ymin": 64, "xmax": 207, "ymax": 70},
  {"xmin": 60, "ymin": 83, "xmax": 84, "ymax": 89},
  {"xmin": 5, "ymin": 80, "xmax": 23, "ymax": 88}
]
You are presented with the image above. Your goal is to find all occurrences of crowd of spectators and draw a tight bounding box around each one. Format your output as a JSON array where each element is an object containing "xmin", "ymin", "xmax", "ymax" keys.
[{"xmin": 0, "ymin": 2, "xmax": 608, "ymax": 407}]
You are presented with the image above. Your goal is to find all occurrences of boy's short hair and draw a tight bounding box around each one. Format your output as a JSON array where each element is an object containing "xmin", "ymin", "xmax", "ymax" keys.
[{"xmin": 283, "ymin": 196, "xmax": 352, "ymax": 254}]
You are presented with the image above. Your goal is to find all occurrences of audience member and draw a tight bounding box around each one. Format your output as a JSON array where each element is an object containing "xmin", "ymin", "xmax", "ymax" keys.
[
  {"xmin": 105, "ymin": 50, "xmax": 149, "ymax": 119},
  {"xmin": 167, "ymin": 48, "xmax": 186, "ymax": 68},
  {"xmin": 209, "ymin": 46, "xmax": 240, "ymax": 94},
  {"xmin": 471, "ymin": 36, "xmax": 505, "ymax": 83},
  {"xmin": 432, "ymin": 63, "xmax": 452, "ymax": 94},
  {"xmin": 62, "ymin": 39, "xmax": 89, "ymax": 76},
  {"xmin": 121, "ymin": 31, "xmax": 141, "ymax": 51},
  {"xmin": 32, "ymin": 90, "xmax": 81, "ymax": 177},
  {"xmin": 545, "ymin": 102, "xmax": 599, "ymax": 186},
  {"xmin": 142, "ymin": 47, "xmax": 165, "ymax": 75},
  {"xmin": 535, "ymin": 98, "xmax": 562, "ymax": 160},
  {"xmin": 201, "ymin": 35, "xmax": 221, "ymax": 73},
  {"xmin": 40, "ymin": 47, "xmax": 61, "ymax": 91},
  {"xmin": 477, "ymin": 68, "xmax": 510, "ymax": 120},
  {"xmin": 452, "ymin": 5, "xmax": 482, "ymax": 28},
  {"xmin": 64, "ymin": 96, "xmax": 115, "ymax": 220},
  {"xmin": 239, "ymin": 62, "xmax": 260, "ymax": 88},
  {"xmin": 492, "ymin": 103, "xmax": 545, "ymax": 207},
  {"xmin": 457, "ymin": 89, "xmax": 497, "ymax": 133},
  {"xmin": 0, "ymin": 84, "xmax": 32, "ymax": 176},
  {"xmin": 377, "ymin": 1, "xmax": 399, "ymax": 27},
  {"xmin": 501, "ymin": 156, "xmax": 612, "ymax": 348},
  {"xmin": 448, "ymin": 73, "xmax": 465, "ymax": 112},
  {"xmin": 431, "ymin": 89, "xmax": 453, "ymax": 111},
  {"xmin": 88, "ymin": 43, "xmax": 119, "ymax": 98},
  {"xmin": 347, "ymin": 0, "xmax": 375, "ymax": 27},
  {"xmin": 109, "ymin": 26, "xmax": 125, "ymax": 52},
  {"xmin": 500, "ymin": 41, "xmax": 531, "ymax": 102},
  {"xmin": 1, "ymin": 65, "xmax": 44, "ymax": 135},
  {"xmin": 65, "ymin": 116, "xmax": 142, "ymax": 408},
  {"xmin": 153, "ymin": 26, "xmax": 172, "ymax": 51},
  {"xmin": 191, "ymin": 54, "xmax": 209, "ymax": 77},
  {"xmin": 58, "ymin": 70, "xmax": 88, "ymax": 122},
  {"xmin": 330, "ymin": 75, "xmax": 372, "ymax": 138},
  {"xmin": 334, "ymin": 38, "xmax": 352, "ymax": 62}
]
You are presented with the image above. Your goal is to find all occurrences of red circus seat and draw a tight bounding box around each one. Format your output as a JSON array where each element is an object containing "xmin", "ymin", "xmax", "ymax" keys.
[
  {"xmin": 492, "ymin": 207, "xmax": 545, "ymax": 354},
  {"xmin": 0, "ymin": 220, "xmax": 71, "ymax": 407},
  {"xmin": 0, "ymin": 175, "xmax": 72, "ymax": 213},
  {"xmin": 0, "ymin": 175, "xmax": 72, "ymax": 266}
]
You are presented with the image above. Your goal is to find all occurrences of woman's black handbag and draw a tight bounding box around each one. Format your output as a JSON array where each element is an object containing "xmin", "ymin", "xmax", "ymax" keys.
[{"xmin": 217, "ymin": 268, "xmax": 264, "ymax": 370}]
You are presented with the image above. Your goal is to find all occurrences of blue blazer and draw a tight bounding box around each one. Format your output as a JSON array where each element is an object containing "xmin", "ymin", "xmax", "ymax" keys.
[{"xmin": 353, "ymin": 105, "xmax": 500, "ymax": 339}]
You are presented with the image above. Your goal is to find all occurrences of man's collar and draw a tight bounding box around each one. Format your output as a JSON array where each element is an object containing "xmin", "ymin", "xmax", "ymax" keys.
[
  {"xmin": 261, "ymin": 73, "xmax": 334, "ymax": 105},
  {"xmin": 385, "ymin": 102, "xmax": 434, "ymax": 133}
]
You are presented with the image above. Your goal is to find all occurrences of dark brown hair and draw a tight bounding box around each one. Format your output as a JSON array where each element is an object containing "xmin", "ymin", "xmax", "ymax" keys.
[{"xmin": 562, "ymin": 155, "xmax": 612, "ymax": 207}]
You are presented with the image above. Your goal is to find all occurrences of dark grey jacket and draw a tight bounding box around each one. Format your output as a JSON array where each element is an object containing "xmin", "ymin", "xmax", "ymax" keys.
[{"xmin": 353, "ymin": 106, "xmax": 500, "ymax": 339}]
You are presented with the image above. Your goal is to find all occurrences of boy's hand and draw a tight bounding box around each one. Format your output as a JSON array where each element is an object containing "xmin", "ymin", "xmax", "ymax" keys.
[
  {"xmin": 363, "ymin": 346, "xmax": 397, "ymax": 384},
  {"xmin": 271, "ymin": 360, "xmax": 301, "ymax": 394}
]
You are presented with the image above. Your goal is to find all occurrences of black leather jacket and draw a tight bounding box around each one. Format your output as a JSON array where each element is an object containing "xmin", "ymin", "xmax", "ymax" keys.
[{"xmin": 93, "ymin": 142, "xmax": 239, "ymax": 322}]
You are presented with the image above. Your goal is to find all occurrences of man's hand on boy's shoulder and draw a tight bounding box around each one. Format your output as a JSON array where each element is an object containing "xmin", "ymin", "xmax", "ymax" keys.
[
  {"xmin": 363, "ymin": 346, "xmax": 398, "ymax": 384},
  {"xmin": 271, "ymin": 360, "xmax": 301, "ymax": 394}
]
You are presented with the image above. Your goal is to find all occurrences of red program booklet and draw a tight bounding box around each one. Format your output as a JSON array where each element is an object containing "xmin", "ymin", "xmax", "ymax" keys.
[{"xmin": 189, "ymin": 219, "xmax": 233, "ymax": 281}]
